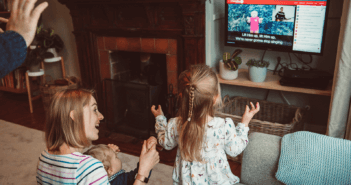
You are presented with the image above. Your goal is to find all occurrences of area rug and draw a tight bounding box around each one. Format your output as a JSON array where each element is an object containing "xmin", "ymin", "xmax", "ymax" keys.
[{"xmin": 0, "ymin": 120, "xmax": 173, "ymax": 185}]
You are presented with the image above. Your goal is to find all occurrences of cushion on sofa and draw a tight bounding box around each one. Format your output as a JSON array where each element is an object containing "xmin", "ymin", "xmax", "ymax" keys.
[
  {"xmin": 276, "ymin": 131, "xmax": 351, "ymax": 185},
  {"xmin": 240, "ymin": 132, "xmax": 284, "ymax": 185}
]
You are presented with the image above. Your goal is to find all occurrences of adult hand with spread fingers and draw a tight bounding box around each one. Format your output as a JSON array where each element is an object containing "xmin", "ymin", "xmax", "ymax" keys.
[
  {"xmin": 5, "ymin": 0, "xmax": 48, "ymax": 46},
  {"xmin": 0, "ymin": 0, "xmax": 48, "ymax": 79}
]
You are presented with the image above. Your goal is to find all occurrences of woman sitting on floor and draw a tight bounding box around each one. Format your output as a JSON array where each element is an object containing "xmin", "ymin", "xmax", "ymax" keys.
[{"xmin": 36, "ymin": 88, "xmax": 159, "ymax": 184}]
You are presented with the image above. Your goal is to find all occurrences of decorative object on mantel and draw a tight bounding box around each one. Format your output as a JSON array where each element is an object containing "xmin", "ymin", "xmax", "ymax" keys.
[
  {"xmin": 25, "ymin": 24, "xmax": 64, "ymax": 72},
  {"xmin": 246, "ymin": 59, "xmax": 270, "ymax": 82},
  {"xmin": 219, "ymin": 49, "xmax": 242, "ymax": 80}
]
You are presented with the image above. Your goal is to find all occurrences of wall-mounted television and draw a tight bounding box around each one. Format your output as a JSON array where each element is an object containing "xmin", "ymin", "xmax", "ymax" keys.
[{"xmin": 225, "ymin": 0, "xmax": 330, "ymax": 55}]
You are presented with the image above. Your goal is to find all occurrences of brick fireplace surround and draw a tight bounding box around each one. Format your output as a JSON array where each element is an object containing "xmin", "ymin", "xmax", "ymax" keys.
[
  {"xmin": 98, "ymin": 37, "xmax": 178, "ymax": 93},
  {"xmin": 58, "ymin": 0, "xmax": 206, "ymax": 117}
]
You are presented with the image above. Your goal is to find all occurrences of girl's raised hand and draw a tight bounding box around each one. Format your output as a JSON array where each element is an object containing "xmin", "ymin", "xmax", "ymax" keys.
[
  {"xmin": 241, "ymin": 102, "xmax": 260, "ymax": 127},
  {"xmin": 151, "ymin": 105, "xmax": 164, "ymax": 117},
  {"xmin": 107, "ymin": 144, "xmax": 120, "ymax": 153}
]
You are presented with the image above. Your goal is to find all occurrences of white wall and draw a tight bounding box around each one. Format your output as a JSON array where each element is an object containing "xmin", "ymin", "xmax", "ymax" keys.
[
  {"xmin": 206, "ymin": 0, "xmax": 344, "ymax": 133},
  {"xmin": 37, "ymin": 0, "xmax": 80, "ymax": 80}
]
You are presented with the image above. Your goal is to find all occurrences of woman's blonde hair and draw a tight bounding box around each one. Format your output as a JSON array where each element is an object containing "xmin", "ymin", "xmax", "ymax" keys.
[
  {"xmin": 177, "ymin": 64, "xmax": 221, "ymax": 162},
  {"xmin": 45, "ymin": 88, "xmax": 95, "ymax": 152},
  {"xmin": 84, "ymin": 144, "xmax": 114, "ymax": 172}
]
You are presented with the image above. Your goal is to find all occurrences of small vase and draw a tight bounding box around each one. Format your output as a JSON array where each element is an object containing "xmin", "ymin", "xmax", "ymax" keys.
[
  {"xmin": 219, "ymin": 60, "xmax": 238, "ymax": 80},
  {"xmin": 248, "ymin": 66, "xmax": 267, "ymax": 82}
]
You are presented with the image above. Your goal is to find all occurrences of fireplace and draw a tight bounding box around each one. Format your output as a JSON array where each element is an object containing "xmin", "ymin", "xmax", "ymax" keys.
[
  {"xmin": 58, "ymin": 0, "xmax": 206, "ymax": 135},
  {"xmin": 104, "ymin": 51, "xmax": 169, "ymax": 138}
]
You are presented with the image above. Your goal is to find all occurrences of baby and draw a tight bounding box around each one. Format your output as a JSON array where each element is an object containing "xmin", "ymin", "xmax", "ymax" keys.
[{"xmin": 84, "ymin": 136, "xmax": 157, "ymax": 185}]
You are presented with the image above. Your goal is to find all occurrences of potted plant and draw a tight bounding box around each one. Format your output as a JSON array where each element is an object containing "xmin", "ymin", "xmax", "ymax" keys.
[
  {"xmin": 219, "ymin": 50, "xmax": 242, "ymax": 80},
  {"xmin": 36, "ymin": 25, "xmax": 64, "ymax": 62},
  {"xmin": 25, "ymin": 25, "xmax": 64, "ymax": 72},
  {"xmin": 246, "ymin": 59, "xmax": 270, "ymax": 82}
]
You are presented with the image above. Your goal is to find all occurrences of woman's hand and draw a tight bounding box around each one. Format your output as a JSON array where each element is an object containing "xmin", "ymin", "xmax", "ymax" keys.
[
  {"xmin": 6, "ymin": 0, "xmax": 48, "ymax": 46},
  {"xmin": 146, "ymin": 136, "xmax": 157, "ymax": 151},
  {"xmin": 107, "ymin": 144, "xmax": 120, "ymax": 153},
  {"xmin": 241, "ymin": 102, "xmax": 260, "ymax": 127},
  {"xmin": 138, "ymin": 140, "xmax": 159, "ymax": 177},
  {"xmin": 151, "ymin": 105, "xmax": 164, "ymax": 117}
]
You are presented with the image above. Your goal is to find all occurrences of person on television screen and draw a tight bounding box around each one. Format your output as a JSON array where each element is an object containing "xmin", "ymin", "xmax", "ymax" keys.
[
  {"xmin": 275, "ymin": 7, "xmax": 291, "ymax": 21},
  {"xmin": 247, "ymin": 11, "xmax": 262, "ymax": 33}
]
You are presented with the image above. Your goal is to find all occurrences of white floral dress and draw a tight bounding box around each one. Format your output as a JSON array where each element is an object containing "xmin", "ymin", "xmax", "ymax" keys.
[{"xmin": 155, "ymin": 115, "xmax": 249, "ymax": 185}]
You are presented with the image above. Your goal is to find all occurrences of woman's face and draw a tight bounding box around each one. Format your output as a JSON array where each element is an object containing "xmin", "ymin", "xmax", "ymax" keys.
[{"xmin": 83, "ymin": 96, "xmax": 104, "ymax": 141}]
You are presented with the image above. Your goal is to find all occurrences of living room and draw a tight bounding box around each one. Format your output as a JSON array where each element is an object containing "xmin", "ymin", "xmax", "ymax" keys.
[{"xmin": 0, "ymin": 0, "xmax": 350, "ymax": 184}]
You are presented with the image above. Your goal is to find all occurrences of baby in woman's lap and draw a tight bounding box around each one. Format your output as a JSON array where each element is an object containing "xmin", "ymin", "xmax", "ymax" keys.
[{"xmin": 84, "ymin": 136, "xmax": 157, "ymax": 185}]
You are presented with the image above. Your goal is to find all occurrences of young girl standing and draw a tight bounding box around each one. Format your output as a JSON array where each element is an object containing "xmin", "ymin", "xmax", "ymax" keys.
[{"xmin": 151, "ymin": 64, "xmax": 260, "ymax": 184}]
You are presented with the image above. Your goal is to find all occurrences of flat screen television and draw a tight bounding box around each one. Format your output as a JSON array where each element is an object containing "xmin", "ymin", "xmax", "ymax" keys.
[{"xmin": 225, "ymin": 0, "xmax": 330, "ymax": 55}]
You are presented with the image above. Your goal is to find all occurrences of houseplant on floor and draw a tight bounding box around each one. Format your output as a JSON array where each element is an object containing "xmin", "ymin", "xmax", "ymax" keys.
[
  {"xmin": 219, "ymin": 49, "xmax": 242, "ymax": 80},
  {"xmin": 246, "ymin": 59, "xmax": 270, "ymax": 82}
]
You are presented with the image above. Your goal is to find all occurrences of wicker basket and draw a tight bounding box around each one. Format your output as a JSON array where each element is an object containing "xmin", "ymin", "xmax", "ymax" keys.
[
  {"xmin": 215, "ymin": 95, "xmax": 306, "ymax": 163},
  {"xmin": 40, "ymin": 76, "xmax": 79, "ymax": 112}
]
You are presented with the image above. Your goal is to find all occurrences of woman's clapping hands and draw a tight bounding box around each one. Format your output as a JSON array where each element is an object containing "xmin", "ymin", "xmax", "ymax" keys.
[{"xmin": 138, "ymin": 140, "xmax": 159, "ymax": 178}]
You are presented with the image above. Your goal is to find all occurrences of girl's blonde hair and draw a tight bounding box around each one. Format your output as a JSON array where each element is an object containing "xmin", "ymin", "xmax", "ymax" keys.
[
  {"xmin": 45, "ymin": 88, "xmax": 94, "ymax": 152},
  {"xmin": 84, "ymin": 144, "xmax": 114, "ymax": 172},
  {"xmin": 177, "ymin": 64, "xmax": 221, "ymax": 162}
]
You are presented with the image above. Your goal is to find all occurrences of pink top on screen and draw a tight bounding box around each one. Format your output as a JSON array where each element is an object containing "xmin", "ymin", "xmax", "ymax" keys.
[{"xmin": 250, "ymin": 17, "xmax": 260, "ymax": 32}]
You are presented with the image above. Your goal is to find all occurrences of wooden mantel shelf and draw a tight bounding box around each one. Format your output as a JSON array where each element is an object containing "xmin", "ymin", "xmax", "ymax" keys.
[{"xmin": 219, "ymin": 69, "xmax": 332, "ymax": 96}]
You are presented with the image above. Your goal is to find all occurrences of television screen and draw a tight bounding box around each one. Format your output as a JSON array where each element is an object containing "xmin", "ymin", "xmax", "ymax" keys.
[{"xmin": 225, "ymin": 0, "xmax": 329, "ymax": 54}]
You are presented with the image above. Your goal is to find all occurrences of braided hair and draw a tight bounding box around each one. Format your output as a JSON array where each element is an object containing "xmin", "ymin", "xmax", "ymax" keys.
[{"xmin": 177, "ymin": 64, "xmax": 221, "ymax": 162}]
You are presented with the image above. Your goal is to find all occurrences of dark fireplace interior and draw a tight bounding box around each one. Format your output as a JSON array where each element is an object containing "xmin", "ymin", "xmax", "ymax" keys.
[{"xmin": 104, "ymin": 51, "xmax": 174, "ymax": 139}]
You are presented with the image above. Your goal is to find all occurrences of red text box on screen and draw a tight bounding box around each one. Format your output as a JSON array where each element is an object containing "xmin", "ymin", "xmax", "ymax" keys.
[{"xmin": 227, "ymin": 0, "xmax": 326, "ymax": 6}]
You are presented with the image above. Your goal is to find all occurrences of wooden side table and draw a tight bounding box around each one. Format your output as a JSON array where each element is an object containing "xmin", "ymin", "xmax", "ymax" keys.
[
  {"xmin": 25, "ymin": 63, "xmax": 45, "ymax": 113},
  {"xmin": 25, "ymin": 57, "xmax": 66, "ymax": 113}
]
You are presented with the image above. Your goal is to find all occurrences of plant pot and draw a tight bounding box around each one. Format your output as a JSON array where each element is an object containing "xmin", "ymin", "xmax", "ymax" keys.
[
  {"xmin": 219, "ymin": 60, "xmax": 239, "ymax": 80},
  {"xmin": 46, "ymin": 48, "xmax": 58, "ymax": 58},
  {"xmin": 28, "ymin": 62, "xmax": 41, "ymax": 73},
  {"xmin": 248, "ymin": 66, "xmax": 267, "ymax": 82}
]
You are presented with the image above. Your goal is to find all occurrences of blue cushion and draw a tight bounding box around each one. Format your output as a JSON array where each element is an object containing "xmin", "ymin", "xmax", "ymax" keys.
[{"xmin": 276, "ymin": 131, "xmax": 351, "ymax": 185}]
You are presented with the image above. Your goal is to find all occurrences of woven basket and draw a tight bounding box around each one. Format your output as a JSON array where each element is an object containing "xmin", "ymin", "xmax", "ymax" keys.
[
  {"xmin": 40, "ymin": 76, "xmax": 79, "ymax": 112},
  {"xmin": 215, "ymin": 95, "xmax": 306, "ymax": 163}
]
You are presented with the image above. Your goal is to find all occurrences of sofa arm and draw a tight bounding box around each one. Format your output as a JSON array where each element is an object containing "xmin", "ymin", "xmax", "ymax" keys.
[{"xmin": 240, "ymin": 132, "xmax": 284, "ymax": 185}]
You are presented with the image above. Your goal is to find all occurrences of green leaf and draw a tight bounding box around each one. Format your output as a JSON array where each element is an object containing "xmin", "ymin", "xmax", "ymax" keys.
[{"xmin": 223, "ymin": 52, "xmax": 231, "ymax": 61}]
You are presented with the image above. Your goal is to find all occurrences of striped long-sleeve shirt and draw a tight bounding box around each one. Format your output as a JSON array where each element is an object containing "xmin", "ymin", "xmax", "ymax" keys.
[{"xmin": 37, "ymin": 149, "xmax": 110, "ymax": 185}]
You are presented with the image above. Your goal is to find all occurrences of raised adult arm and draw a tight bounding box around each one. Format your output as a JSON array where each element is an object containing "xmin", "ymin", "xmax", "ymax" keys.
[
  {"xmin": 0, "ymin": 31, "xmax": 27, "ymax": 78},
  {"xmin": 0, "ymin": 0, "xmax": 48, "ymax": 78}
]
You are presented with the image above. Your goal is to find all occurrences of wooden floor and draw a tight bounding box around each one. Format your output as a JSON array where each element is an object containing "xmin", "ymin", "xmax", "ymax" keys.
[{"xmin": 0, "ymin": 91, "xmax": 241, "ymax": 177}]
